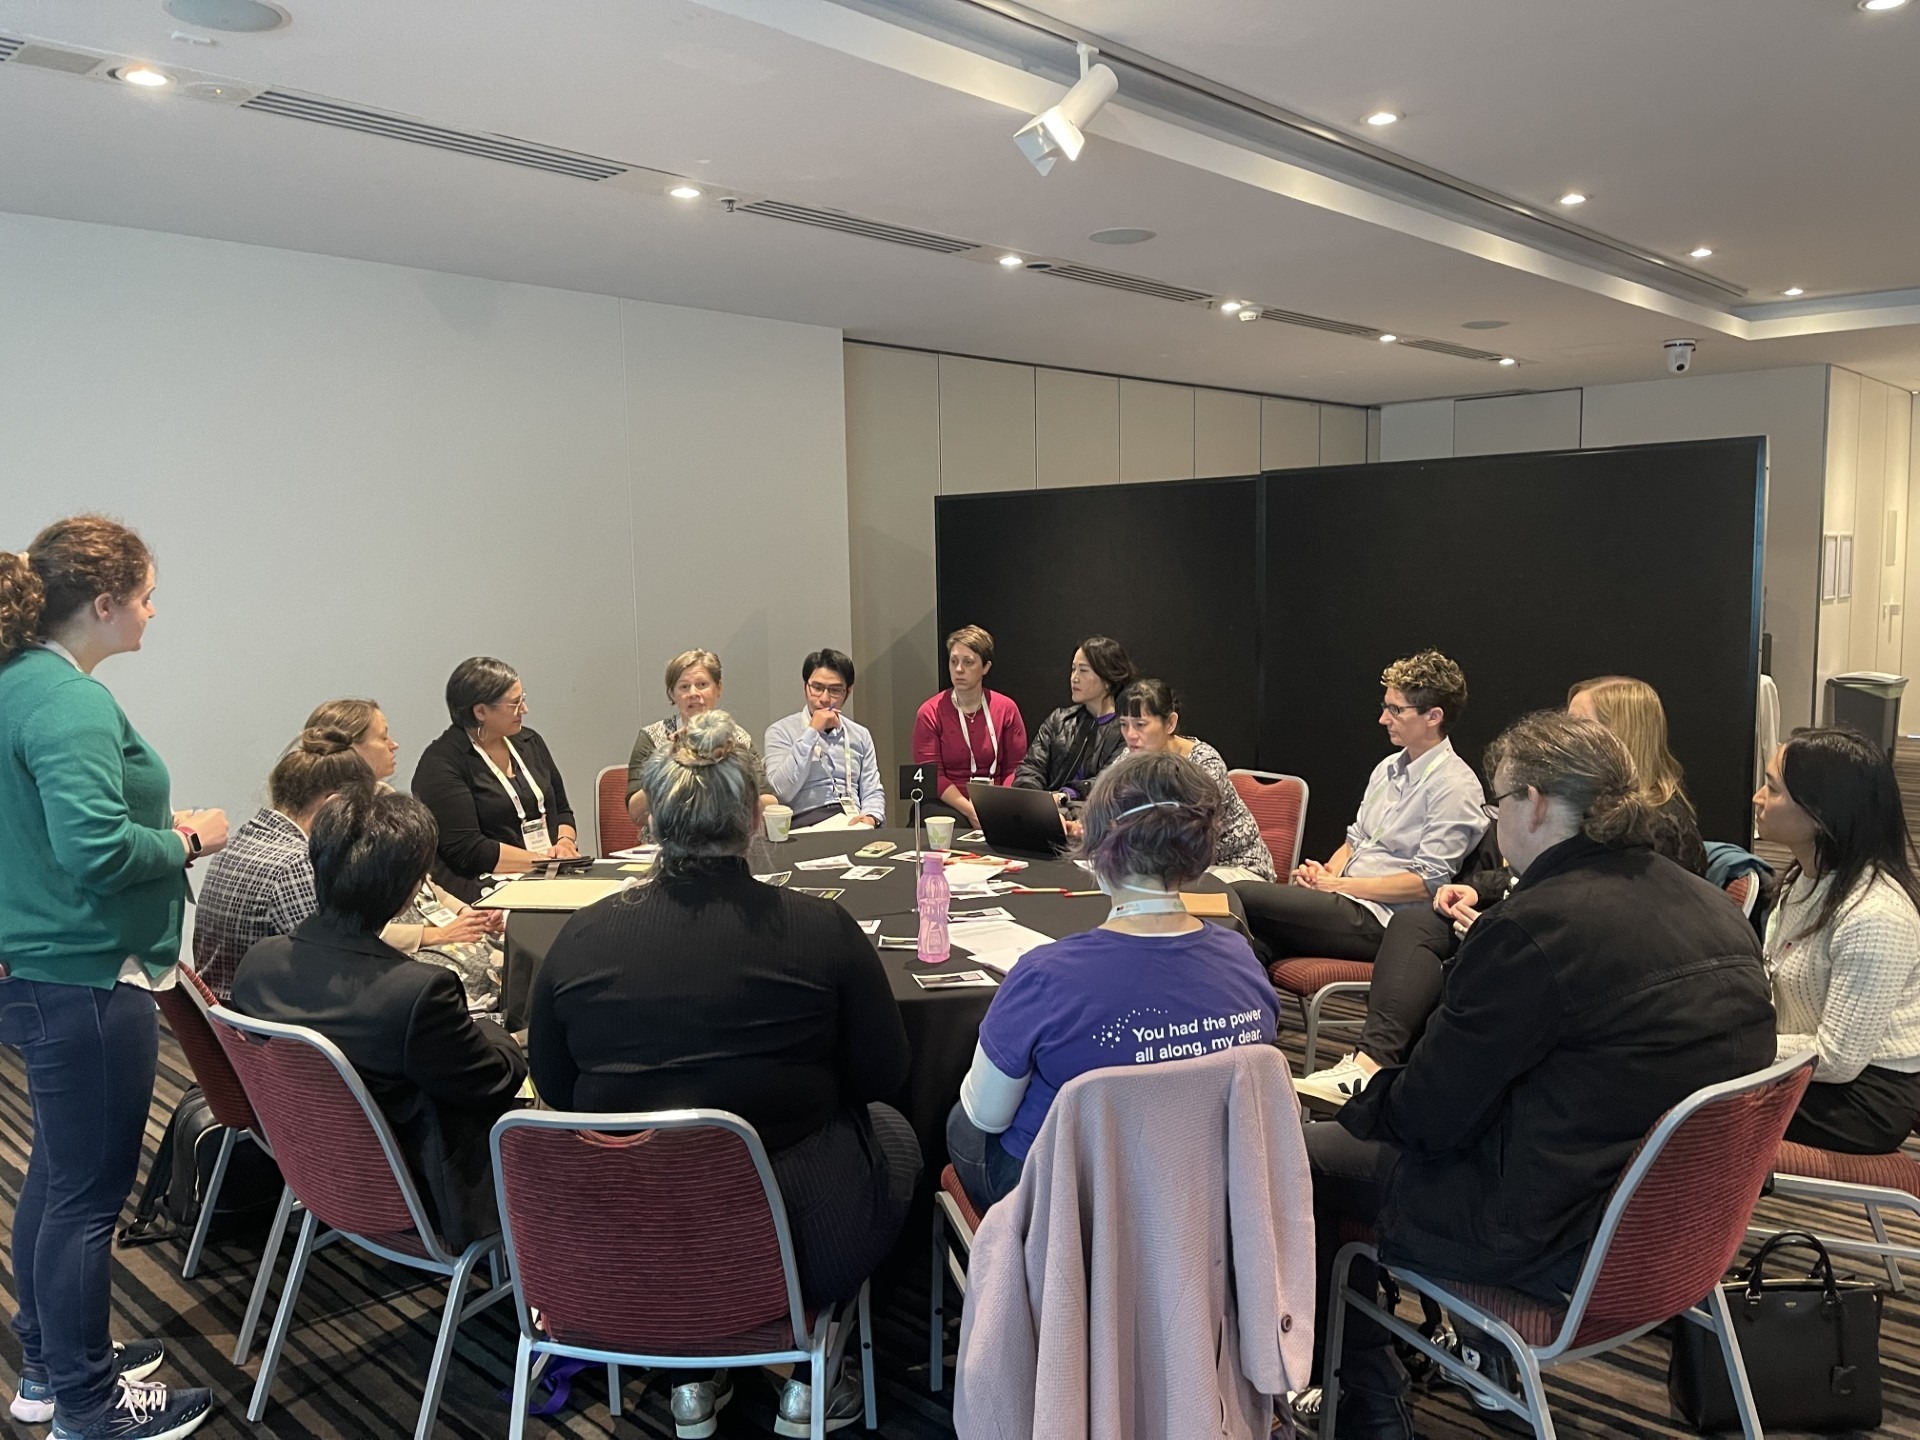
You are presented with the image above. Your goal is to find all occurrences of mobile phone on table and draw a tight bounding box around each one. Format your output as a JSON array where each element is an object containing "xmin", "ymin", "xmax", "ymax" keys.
[{"xmin": 856, "ymin": 840, "xmax": 897, "ymax": 858}]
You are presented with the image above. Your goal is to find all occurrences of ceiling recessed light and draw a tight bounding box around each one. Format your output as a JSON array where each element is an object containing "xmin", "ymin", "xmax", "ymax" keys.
[
  {"xmin": 1364, "ymin": 110, "xmax": 1399, "ymax": 127},
  {"xmin": 1089, "ymin": 227, "xmax": 1155, "ymax": 245},
  {"xmin": 1783, "ymin": 286, "xmax": 1805, "ymax": 297},
  {"xmin": 1461, "ymin": 319, "xmax": 1510, "ymax": 331},
  {"xmin": 1558, "ymin": 192, "xmax": 1587, "ymax": 207},
  {"xmin": 997, "ymin": 253, "xmax": 1023, "ymax": 268},
  {"xmin": 667, "ymin": 184, "xmax": 702, "ymax": 200},
  {"xmin": 1237, "ymin": 307, "xmax": 1263, "ymax": 323},
  {"xmin": 1378, "ymin": 333, "xmax": 1398, "ymax": 343},
  {"xmin": 162, "ymin": 0, "xmax": 289, "ymax": 31},
  {"xmin": 1219, "ymin": 300, "xmax": 1244, "ymax": 314},
  {"xmin": 1860, "ymin": 0, "xmax": 1908, "ymax": 12},
  {"xmin": 116, "ymin": 65, "xmax": 172, "ymax": 87},
  {"xmin": 1498, "ymin": 357, "xmax": 1519, "ymax": 367},
  {"xmin": 1689, "ymin": 246, "xmax": 1714, "ymax": 259}
]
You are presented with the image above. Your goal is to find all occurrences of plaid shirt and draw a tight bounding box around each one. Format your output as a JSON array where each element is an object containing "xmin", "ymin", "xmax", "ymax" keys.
[{"xmin": 192, "ymin": 808, "xmax": 316, "ymax": 999}]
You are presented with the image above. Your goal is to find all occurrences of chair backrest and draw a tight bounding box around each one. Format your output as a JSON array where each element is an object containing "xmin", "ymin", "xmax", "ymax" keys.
[
  {"xmin": 1556, "ymin": 1051, "xmax": 1814, "ymax": 1352},
  {"xmin": 596, "ymin": 764, "xmax": 640, "ymax": 855},
  {"xmin": 1228, "ymin": 770, "xmax": 1309, "ymax": 874},
  {"xmin": 492, "ymin": 1110, "xmax": 805, "ymax": 1358},
  {"xmin": 206, "ymin": 1005, "xmax": 444, "ymax": 1262},
  {"xmin": 155, "ymin": 966, "xmax": 260, "ymax": 1136},
  {"xmin": 1724, "ymin": 873, "xmax": 1758, "ymax": 917}
]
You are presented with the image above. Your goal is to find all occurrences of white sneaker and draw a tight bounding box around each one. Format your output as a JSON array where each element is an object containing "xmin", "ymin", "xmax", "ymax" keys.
[{"xmin": 1294, "ymin": 1054, "xmax": 1373, "ymax": 1108}]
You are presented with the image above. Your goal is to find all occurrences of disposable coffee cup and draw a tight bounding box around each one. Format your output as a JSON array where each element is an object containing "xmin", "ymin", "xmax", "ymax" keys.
[
  {"xmin": 925, "ymin": 815, "xmax": 956, "ymax": 849},
  {"xmin": 764, "ymin": 804, "xmax": 793, "ymax": 843}
]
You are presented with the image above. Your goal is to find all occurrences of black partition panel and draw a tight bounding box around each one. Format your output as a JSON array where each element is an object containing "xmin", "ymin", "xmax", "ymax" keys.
[{"xmin": 936, "ymin": 437, "xmax": 1764, "ymax": 857}]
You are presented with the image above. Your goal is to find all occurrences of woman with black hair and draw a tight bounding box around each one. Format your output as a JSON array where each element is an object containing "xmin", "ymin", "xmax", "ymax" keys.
[
  {"xmin": 1012, "ymin": 635, "xmax": 1135, "ymax": 802},
  {"xmin": 1754, "ymin": 725, "xmax": 1920, "ymax": 1153},
  {"xmin": 1116, "ymin": 677, "xmax": 1275, "ymax": 880}
]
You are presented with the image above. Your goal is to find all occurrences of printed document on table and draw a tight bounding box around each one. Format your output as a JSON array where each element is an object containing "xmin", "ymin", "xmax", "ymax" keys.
[
  {"xmin": 944, "ymin": 861, "xmax": 1008, "ymax": 888},
  {"xmin": 794, "ymin": 853, "xmax": 854, "ymax": 870},
  {"xmin": 951, "ymin": 920, "xmax": 1053, "ymax": 973}
]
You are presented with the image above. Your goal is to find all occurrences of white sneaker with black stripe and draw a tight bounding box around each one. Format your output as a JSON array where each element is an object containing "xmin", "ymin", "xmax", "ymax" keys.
[{"xmin": 1294, "ymin": 1054, "xmax": 1373, "ymax": 1108}]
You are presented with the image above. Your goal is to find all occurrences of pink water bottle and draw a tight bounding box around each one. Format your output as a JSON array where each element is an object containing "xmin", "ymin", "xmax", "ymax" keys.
[{"xmin": 917, "ymin": 852, "xmax": 950, "ymax": 964}]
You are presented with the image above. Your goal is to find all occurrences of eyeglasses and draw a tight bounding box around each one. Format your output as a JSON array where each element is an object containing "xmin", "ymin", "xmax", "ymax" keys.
[
  {"xmin": 1482, "ymin": 786, "xmax": 1529, "ymax": 821},
  {"xmin": 1380, "ymin": 702, "xmax": 1427, "ymax": 718},
  {"xmin": 499, "ymin": 694, "xmax": 529, "ymax": 713},
  {"xmin": 806, "ymin": 681, "xmax": 849, "ymax": 701}
]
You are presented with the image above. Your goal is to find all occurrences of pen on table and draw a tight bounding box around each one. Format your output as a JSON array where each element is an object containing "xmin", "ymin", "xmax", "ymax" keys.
[{"xmin": 1006, "ymin": 886, "xmax": 1103, "ymax": 896}]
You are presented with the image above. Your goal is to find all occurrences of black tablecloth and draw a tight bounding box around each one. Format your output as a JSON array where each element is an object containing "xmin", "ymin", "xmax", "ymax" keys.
[{"xmin": 500, "ymin": 828, "xmax": 1245, "ymax": 1164}]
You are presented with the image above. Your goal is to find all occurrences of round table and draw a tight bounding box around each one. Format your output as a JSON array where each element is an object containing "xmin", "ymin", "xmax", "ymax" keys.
[{"xmin": 500, "ymin": 827, "xmax": 1246, "ymax": 1164}]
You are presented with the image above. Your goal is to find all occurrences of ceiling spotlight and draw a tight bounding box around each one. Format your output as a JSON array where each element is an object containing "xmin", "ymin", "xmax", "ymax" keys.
[
  {"xmin": 1689, "ymin": 246, "xmax": 1714, "ymax": 259},
  {"xmin": 667, "ymin": 184, "xmax": 702, "ymax": 200},
  {"xmin": 1236, "ymin": 306, "xmax": 1263, "ymax": 323},
  {"xmin": 116, "ymin": 65, "xmax": 173, "ymax": 87},
  {"xmin": 1014, "ymin": 43, "xmax": 1119, "ymax": 175},
  {"xmin": 162, "ymin": 0, "xmax": 289, "ymax": 31},
  {"xmin": 1860, "ymin": 0, "xmax": 1909, "ymax": 12},
  {"xmin": 1219, "ymin": 300, "xmax": 1244, "ymax": 314},
  {"xmin": 1378, "ymin": 333, "xmax": 1399, "ymax": 344},
  {"xmin": 1498, "ymin": 357, "xmax": 1519, "ymax": 367},
  {"xmin": 1364, "ymin": 110, "xmax": 1399, "ymax": 127},
  {"xmin": 1783, "ymin": 286, "xmax": 1805, "ymax": 297},
  {"xmin": 1558, "ymin": 192, "xmax": 1587, "ymax": 206},
  {"xmin": 997, "ymin": 253, "xmax": 1024, "ymax": 268}
]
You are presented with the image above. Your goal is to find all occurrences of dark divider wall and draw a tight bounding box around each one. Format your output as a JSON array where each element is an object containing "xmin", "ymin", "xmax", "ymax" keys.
[{"xmin": 936, "ymin": 437, "xmax": 1765, "ymax": 858}]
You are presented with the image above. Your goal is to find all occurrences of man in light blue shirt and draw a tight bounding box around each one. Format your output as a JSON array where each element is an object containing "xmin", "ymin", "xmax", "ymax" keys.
[
  {"xmin": 1235, "ymin": 649, "xmax": 1487, "ymax": 967},
  {"xmin": 763, "ymin": 648, "xmax": 888, "ymax": 827}
]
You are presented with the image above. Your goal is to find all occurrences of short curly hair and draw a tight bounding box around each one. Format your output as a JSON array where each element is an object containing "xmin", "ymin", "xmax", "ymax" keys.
[{"xmin": 1380, "ymin": 649, "xmax": 1468, "ymax": 733}]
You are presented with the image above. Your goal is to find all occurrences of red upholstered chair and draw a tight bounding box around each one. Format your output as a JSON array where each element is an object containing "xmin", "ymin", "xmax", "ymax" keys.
[
  {"xmin": 491, "ymin": 1109, "xmax": 876, "ymax": 1440},
  {"xmin": 206, "ymin": 1006, "xmax": 510, "ymax": 1440},
  {"xmin": 1763, "ymin": 1132, "xmax": 1920, "ymax": 1292},
  {"xmin": 1724, "ymin": 872, "xmax": 1760, "ymax": 918},
  {"xmin": 928, "ymin": 1164, "xmax": 984, "ymax": 1392},
  {"xmin": 1269, "ymin": 958, "xmax": 1374, "ymax": 1075},
  {"xmin": 595, "ymin": 764, "xmax": 640, "ymax": 855},
  {"xmin": 1227, "ymin": 770, "xmax": 1309, "ymax": 876},
  {"xmin": 1322, "ymin": 1052, "xmax": 1815, "ymax": 1440}
]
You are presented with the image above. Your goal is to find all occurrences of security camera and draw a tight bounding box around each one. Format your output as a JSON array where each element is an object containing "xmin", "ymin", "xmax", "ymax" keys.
[{"xmin": 1664, "ymin": 338, "xmax": 1697, "ymax": 375}]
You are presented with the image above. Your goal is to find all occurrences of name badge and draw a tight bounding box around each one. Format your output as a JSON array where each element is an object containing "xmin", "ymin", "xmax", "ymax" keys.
[{"xmin": 521, "ymin": 817, "xmax": 552, "ymax": 857}]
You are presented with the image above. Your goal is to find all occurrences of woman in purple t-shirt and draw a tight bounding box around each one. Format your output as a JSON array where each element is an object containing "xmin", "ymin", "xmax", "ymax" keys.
[{"xmin": 947, "ymin": 750, "xmax": 1280, "ymax": 1207}]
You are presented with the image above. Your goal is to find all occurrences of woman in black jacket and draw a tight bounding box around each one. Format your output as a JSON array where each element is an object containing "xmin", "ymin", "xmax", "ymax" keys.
[
  {"xmin": 410, "ymin": 657, "xmax": 577, "ymax": 902},
  {"xmin": 1012, "ymin": 634, "xmax": 1135, "ymax": 802}
]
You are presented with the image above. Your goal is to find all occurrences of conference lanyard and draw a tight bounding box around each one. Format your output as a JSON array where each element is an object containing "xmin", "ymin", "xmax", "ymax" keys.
[
  {"xmin": 952, "ymin": 689, "xmax": 998, "ymax": 780},
  {"xmin": 471, "ymin": 736, "xmax": 551, "ymax": 856},
  {"xmin": 1353, "ymin": 747, "xmax": 1450, "ymax": 852},
  {"xmin": 811, "ymin": 718, "xmax": 859, "ymax": 815}
]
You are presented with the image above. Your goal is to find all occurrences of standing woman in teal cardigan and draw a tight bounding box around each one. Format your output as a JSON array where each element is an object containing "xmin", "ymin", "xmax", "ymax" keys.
[{"xmin": 0, "ymin": 517, "xmax": 229, "ymax": 1440}]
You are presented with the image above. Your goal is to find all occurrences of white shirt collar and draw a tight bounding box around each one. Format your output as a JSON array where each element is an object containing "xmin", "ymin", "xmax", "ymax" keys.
[{"xmin": 38, "ymin": 639, "xmax": 81, "ymax": 670}]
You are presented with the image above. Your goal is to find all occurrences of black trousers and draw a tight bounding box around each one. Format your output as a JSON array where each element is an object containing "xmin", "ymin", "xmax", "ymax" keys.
[
  {"xmin": 1356, "ymin": 906, "xmax": 1461, "ymax": 1067},
  {"xmin": 1235, "ymin": 883, "xmax": 1385, "ymax": 967},
  {"xmin": 1785, "ymin": 1066, "xmax": 1920, "ymax": 1155},
  {"xmin": 1304, "ymin": 1120, "xmax": 1405, "ymax": 1397},
  {"xmin": 772, "ymin": 1102, "xmax": 923, "ymax": 1306}
]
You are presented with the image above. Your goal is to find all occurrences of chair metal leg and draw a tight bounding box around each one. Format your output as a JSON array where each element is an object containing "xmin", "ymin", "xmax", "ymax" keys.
[
  {"xmin": 1707, "ymin": 1283, "xmax": 1765, "ymax": 1440},
  {"xmin": 182, "ymin": 1127, "xmax": 237, "ymax": 1279},
  {"xmin": 1866, "ymin": 1203, "xmax": 1906, "ymax": 1292},
  {"xmin": 234, "ymin": 1183, "xmax": 296, "ymax": 1364},
  {"xmin": 1506, "ymin": 1339, "xmax": 1555, "ymax": 1439},
  {"xmin": 929, "ymin": 1202, "xmax": 946, "ymax": 1392},
  {"xmin": 810, "ymin": 1311, "xmax": 833, "ymax": 1440},
  {"xmin": 607, "ymin": 1362, "xmax": 620, "ymax": 1418},
  {"xmin": 248, "ymin": 1206, "xmax": 319, "ymax": 1422},
  {"xmin": 859, "ymin": 1282, "xmax": 877, "ymax": 1428},
  {"xmin": 1299, "ymin": 995, "xmax": 1320, "ymax": 1074},
  {"xmin": 415, "ymin": 1242, "xmax": 492, "ymax": 1440},
  {"xmin": 508, "ymin": 1332, "xmax": 532, "ymax": 1440},
  {"xmin": 1320, "ymin": 1242, "xmax": 1361, "ymax": 1440},
  {"xmin": 490, "ymin": 1250, "xmax": 504, "ymax": 1290}
]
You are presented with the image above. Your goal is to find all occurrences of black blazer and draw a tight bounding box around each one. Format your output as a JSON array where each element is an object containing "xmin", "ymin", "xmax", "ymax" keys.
[
  {"xmin": 1341, "ymin": 835, "xmax": 1775, "ymax": 1299},
  {"xmin": 411, "ymin": 724, "xmax": 576, "ymax": 901},
  {"xmin": 229, "ymin": 911, "xmax": 527, "ymax": 1248}
]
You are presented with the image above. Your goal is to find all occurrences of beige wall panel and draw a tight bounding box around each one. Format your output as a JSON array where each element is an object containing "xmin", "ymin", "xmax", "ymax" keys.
[
  {"xmin": 1848, "ymin": 379, "xmax": 1889, "ymax": 668},
  {"xmin": 1319, "ymin": 404, "xmax": 1370, "ymax": 465},
  {"xmin": 1260, "ymin": 396, "xmax": 1320, "ymax": 471},
  {"xmin": 1902, "ymin": 394, "xmax": 1920, "ymax": 729},
  {"xmin": 845, "ymin": 344, "xmax": 942, "ymax": 789},
  {"xmin": 939, "ymin": 354, "xmax": 1035, "ymax": 494},
  {"xmin": 1194, "ymin": 389, "xmax": 1261, "ymax": 477},
  {"xmin": 1883, "ymin": 394, "xmax": 1912, "ymax": 682},
  {"xmin": 1118, "ymin": 379, "xmax": 1196, "ymax": 483},
  {"xmin": 1036, "ymin": 368, "xmax": 1120, "ymax": 489},
  {"xmin": 1453, "ymin": 390, "xmax": 1582, "ymax": 456},
  {"xmin": 1378, "ymin": 399, "xmax": 1455, "ymax": 461}
]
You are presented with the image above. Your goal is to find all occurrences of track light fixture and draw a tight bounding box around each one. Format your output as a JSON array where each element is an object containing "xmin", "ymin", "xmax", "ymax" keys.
[{"xmin": 1014, "ymin": 43, "xmax": 1119, "ymax": 176}]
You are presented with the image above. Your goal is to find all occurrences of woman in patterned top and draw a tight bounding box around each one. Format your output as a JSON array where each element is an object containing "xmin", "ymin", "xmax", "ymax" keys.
[
  {"xmin": 1114, "ymin": 678, "xmax": 1276, "ymax": 881},
  {"xmin": 1754, "ymin": 725, "xmax": 1920, "ymax": 1154}
]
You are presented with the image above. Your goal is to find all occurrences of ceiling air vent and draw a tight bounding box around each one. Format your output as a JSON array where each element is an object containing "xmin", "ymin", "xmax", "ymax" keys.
[
  {"xmin": 1033, "ymin": 262, "xmax": 1210, "ymax": 305},
  {"xmin": 6, "ymin": 41, "xmax": 106, "ymax": 74},
  {"xmin": 239, "ymin": 90, "xmax": 630, "ymax": 181},
  {"xmin": 735, "ymin": 200, "xmax": 978, "ymax": 255},
  {"xmin": 0, "ymin": 35, "xmax": 25, "ymax": 63},
  {"xmin": 1398, "ymin": 337, "xmax": 1510, "ymax": 363},
  {"xmin": 1256, "ymin": 308, "xmax": 1381, "ymax": 340}
]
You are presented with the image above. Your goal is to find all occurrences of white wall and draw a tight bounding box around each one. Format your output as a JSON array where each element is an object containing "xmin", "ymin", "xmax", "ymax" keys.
[
  {"xmin": 0, "ymin": 212, "xmax": 849, "ymax": 831},
  {"xmin": 1376, "ymin": 369, "xmax": 1831, "ymax": 730}
]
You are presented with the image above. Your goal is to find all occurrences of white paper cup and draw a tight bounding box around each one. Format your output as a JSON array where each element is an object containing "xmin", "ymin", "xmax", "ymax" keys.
[
  {"xmin": 925, "ymin": 815, "xmax": 955, "ymax": 849},
  {"xmin": 764, "ymin": 804, "xmax": 793, "ymax": 842}
]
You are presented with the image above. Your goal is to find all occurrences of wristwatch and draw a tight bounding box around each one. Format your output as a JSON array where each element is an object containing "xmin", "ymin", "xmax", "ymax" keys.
[{"xmin": 175, "ymin": 825, "xmax": 202, "ymax": 863}]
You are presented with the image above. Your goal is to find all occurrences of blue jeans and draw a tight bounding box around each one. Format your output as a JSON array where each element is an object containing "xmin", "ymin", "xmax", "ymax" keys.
[
  {"xmin": 944, "ymin": 1101, "xmax": 1025, "ymax": 1210},
  {"xmin": 0, "ymin": 979, "xmax": 159, "ymax": 1430}
]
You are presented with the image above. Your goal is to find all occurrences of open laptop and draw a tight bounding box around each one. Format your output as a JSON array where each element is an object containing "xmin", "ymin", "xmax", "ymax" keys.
[{"xmin": 969, "ymin": 780, "xmax": 1070, "ymax": 857}]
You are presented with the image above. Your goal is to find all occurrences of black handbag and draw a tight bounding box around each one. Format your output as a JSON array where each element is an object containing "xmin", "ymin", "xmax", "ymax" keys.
[{"xmin": 1667, "ymin": 1230, "xmax": 1883, "ymax": 1433}]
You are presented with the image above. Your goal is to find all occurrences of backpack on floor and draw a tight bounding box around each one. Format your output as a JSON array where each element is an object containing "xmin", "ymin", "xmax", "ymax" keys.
[{"xmin": 119, "ymin": 1084, "xmax": 283, "ymax": 1251}]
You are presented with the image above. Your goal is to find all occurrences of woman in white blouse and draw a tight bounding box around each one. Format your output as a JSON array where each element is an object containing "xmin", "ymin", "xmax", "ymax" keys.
[{"xmin": 1754, "ymin": 726, "xmax": 1920, "ymax": 1153}]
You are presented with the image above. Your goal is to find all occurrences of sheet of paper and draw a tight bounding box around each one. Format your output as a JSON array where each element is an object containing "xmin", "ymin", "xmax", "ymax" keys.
[
  {"xmin": 795, "ymin": 853, "xmax": 854, "ymax": 870},
  {"xmin": 913, "ymin": 970, "xmax": 999, "ymax": 990},
  {"xmin": 947, "ymin": 906, "xmax": 1016, "ymax": 924},
  {"xmin": 608, "ymin": 845, "xmax": 660, "ymax": 861},
  {"xmin": 858, "ymin": 918, "xmax": 882, "ymax": 936},
  {"xmin": 950, "ymin": 920, "xmax": 1053, "ymax": 973},
  {"xmin": 841, "ymin": 865, "xmax": 896, "ymax": 880},
  {"xmin": 473, "ymin": 877, "xmax": 632, "ymax": 911},
  {"xmin": 793, "ymin": 886, "xmax": 845, "ymax": 900},
  {"xmin": 943, "ymin": 861, "xmax": 1008, "ymax": 888},
  {"xmin": 1207, "ymin": 865, "xmax": 1265, "ymax": 884},
  {"xmin": 791, "ymin": 812, "xmax": 863, "ymax": 834},
  {"xmin": 753, "ymin": 871, "xmax": 791, "ymax": 887}
]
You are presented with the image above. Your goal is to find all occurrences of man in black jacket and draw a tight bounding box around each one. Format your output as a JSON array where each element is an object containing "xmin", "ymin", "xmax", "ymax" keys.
[
  {"xmin": 230, "ymin": 789, "xmax": 526, "ymax": 1250},
  {"xmin": 1306, "ymin": 711, "xmax": 1774, "ymax": 1439}
]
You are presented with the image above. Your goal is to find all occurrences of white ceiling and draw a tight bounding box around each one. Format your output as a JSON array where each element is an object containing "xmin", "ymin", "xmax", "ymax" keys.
[{"xmin": 0, "ymin": 0, "xmax": 1915, "ymax": 405}]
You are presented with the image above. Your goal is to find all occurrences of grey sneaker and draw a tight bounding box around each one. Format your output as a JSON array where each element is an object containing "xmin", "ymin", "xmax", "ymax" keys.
[
  {"xmin": 667, "ymin": 1371, "xmax": 732, "ymax": 1439},
  {"xmin": 13, "ymin": 1342, "xmax": 168, "ymax": 1424},
  {"xmin": 773, "ymin": 1365, "xmax": 863, "ymax": 1436},
  {"xmin": 48, "ymin": 1377, "xmax": 211, "ymax": 1440}
]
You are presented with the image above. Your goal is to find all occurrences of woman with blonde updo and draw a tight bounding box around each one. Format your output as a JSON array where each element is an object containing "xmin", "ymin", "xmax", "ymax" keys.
[
  {"xmin": 0, "ymin": 516, "xmax": 224, "ymax": 1436},
  {"xmin": 530, "ymin": 710, "xmax": 921, "ymax": 1434}
]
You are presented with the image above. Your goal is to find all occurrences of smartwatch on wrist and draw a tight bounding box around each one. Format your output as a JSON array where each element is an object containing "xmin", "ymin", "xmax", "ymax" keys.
[{"xmin": 175, "ymin": 825, "xmax": 202, "ymax": 863}]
